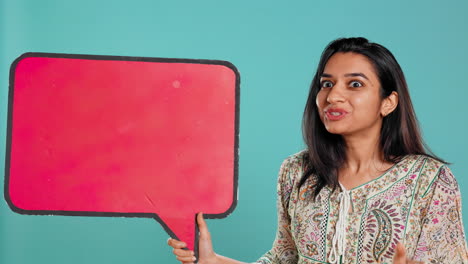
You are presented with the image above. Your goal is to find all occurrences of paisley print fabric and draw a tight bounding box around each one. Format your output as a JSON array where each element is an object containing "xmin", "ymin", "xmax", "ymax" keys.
[{"xmin": 256, "ymin": 151, "xmax": 468, "ymax": 264}]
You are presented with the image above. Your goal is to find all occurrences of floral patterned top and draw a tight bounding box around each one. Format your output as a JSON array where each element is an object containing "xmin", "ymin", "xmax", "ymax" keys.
[{"xmin": 256, "ymin": 151, "xmax": 468, "ymax": 264}]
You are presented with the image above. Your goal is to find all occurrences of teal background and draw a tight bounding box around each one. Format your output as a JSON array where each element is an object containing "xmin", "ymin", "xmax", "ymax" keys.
[{"xmin": 1, "ymin": 0, "xmax": 467, "ymax": 263}]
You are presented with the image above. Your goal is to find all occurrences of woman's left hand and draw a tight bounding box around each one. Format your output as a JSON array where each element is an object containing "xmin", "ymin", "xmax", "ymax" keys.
[{"xmin": 392, "ymin": 242, "xmax": 424, "ymax": 264}]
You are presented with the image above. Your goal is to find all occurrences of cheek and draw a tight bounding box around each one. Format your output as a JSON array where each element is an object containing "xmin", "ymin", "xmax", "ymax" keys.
[
  {"xmin": 316, "ymin": 90, "xmax": 326, "ymax": 110},
  {"xmin": 353, "ymin": 96, "xmax": 365, "ymax": 107},
  {"xmin": 354, "ymin": 93, "xmax": 379, "ymax": 109},
  {"xmin": 352, "ymin": 93, "xmax": 383, "ymax": 119},
  {"xmin": 316, "ymin": 92, "xmax": 327, "ymax": 118}
]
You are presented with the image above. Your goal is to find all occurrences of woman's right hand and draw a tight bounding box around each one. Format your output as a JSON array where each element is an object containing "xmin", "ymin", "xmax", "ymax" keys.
[
  {"xmin": 168, "ymin": 212, "xmax": 219, "ymax": 264},
  {"xmin": 392, "ymin": 243, "xmax": 424, "ymax": 264}
]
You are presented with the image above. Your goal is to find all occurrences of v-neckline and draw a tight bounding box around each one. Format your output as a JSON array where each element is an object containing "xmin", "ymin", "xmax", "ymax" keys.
[{"xmin": 328, "ymin": 155, "xmax": 412, "ymax": 192}]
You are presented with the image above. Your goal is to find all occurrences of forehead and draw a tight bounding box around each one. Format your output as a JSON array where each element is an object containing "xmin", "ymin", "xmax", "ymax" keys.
[{"xmin": 323, "ymin": 52, "xmax": 378, "ymax": 78}]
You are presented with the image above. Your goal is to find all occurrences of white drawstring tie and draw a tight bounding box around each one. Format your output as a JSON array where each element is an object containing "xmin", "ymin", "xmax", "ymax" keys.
[{"xmin": 328, "ymin": 183, "xmax": 351, "ymax": 264}]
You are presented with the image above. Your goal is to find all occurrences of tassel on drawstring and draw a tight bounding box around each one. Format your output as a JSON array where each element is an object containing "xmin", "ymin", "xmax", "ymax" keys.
[{"xmin": 328, "ymin": 184, "xmax": 351, "ymax": 264}]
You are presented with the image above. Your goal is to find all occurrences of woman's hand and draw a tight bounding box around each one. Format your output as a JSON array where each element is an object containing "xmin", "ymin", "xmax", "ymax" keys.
[
  {"xmin": 392, "ymin": 243, "xmax": 424, "ymax": 264},
  {"xmin": 168, "ymin": 212, "xmax": 218, "ymax": 264}
]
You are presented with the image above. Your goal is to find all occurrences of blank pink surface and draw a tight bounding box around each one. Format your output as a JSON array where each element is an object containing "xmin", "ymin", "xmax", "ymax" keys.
[{"xmin": 8, "ymin": 56, "xmax": 237, "ymax": 250}]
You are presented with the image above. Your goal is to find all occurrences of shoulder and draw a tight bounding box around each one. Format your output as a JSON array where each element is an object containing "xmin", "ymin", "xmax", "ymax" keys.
[
  {"xmin": 401, "ymin": 154, "xmax": 447, "ymax": 177},
  {"xmin": 419, "ymin": 155, "xmax": 446, "ymax": 173},
  {"xmin": 410, "ymin": 155, "xmax": 460, "ymax": 197},
  {"xmin": 279, "ymin": 149, "xmax": 308, "ymax": 172},
  {"xmin": 276, "ymin": 150, "xmax": 308, "ymax": 196}
]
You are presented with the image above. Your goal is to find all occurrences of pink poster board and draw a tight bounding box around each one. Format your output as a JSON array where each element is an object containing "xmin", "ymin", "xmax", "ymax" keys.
[{"xmin": 5, "ymin": 53, "xmax": 239, "ymax": 254}]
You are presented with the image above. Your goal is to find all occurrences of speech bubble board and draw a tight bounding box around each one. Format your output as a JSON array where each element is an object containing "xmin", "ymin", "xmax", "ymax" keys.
[{"xmin": 4, "ymin": 53, "xmax": 239, "ymax": 254}]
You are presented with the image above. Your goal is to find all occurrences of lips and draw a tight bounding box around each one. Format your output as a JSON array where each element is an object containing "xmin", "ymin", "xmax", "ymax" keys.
[{"xmin": 324, "ymin": 108, "xmax": 348, "ymax": 121}]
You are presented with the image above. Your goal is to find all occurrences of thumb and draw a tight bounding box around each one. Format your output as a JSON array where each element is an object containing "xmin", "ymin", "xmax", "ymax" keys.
[
  {"xmin": 197, "ymin": 212, "xmax": 210, "ymax": 238},
  {"xmin": 392, "ymin": 242, "xmax": 407, "ymax": 264},
  {"xmin": 196, "ymin": 212, "xmax": 216, "ymax": 263}
]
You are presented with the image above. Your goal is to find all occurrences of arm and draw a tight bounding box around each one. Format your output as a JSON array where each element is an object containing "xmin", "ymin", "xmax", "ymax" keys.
[
  {"xmin": 206, "ymin": 157, "xmax": 300, "ymax": 264},
  {"xmin": 413, "ymin": 165, "xmax": 468, "ymax": 263},
  {"xmin": 256, "ymin": 157, "xmax": 299, "ymax": 264},
  {"xmin": 168, "ymin": 212, "xmax": 252, "ymax": 264},
  {"xmin": 168, "ymin": 156, "xmax": 300, "ymax": 264}
]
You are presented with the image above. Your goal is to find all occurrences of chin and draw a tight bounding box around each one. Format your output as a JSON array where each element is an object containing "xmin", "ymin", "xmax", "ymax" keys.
[
  {"xmin": 324, "ymin": 127, "xmax": 345, "ymax": 135},
  {"xmin": 323, "ymin": 124, "xmax": 351, "ymax": 135}
]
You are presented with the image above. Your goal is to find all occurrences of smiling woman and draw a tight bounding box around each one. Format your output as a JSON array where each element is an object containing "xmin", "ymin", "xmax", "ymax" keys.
[{"xmin": 167, "ymin": 38, "xmax": 468, "ymax": 264}]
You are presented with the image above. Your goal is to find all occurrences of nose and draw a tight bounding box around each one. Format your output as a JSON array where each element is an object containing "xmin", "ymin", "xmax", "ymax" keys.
[{"xmin": 326, "ymin": 84, "xmax": 346, "ymax": 104}]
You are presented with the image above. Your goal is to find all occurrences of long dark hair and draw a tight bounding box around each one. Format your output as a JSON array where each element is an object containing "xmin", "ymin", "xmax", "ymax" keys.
[{"xmin": 301, "ymin": 37, "xmax": 444, "ymax": 198}]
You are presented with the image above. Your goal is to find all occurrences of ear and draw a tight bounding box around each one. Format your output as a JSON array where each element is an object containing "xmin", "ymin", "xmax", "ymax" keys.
[{"xmin": 381, "ymin": 91, "xmax": 398, "ymax": 117}]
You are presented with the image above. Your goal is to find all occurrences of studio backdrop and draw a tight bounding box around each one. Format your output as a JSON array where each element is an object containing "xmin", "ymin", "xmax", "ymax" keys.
[{"xmin": 1, "ymin": 0, "xmax": 467, "ymax": 263}]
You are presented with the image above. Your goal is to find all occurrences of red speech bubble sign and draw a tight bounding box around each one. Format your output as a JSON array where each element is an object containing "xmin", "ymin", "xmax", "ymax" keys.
[{"xmin": 4, "ymin": 53, "xmax": 239, "ymax": 252}]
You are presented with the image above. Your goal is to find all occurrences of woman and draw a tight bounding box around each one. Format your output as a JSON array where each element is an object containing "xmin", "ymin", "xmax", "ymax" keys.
[{"xmin": 168, "ymin": 37, "xmax": 468, "ymax": 264}]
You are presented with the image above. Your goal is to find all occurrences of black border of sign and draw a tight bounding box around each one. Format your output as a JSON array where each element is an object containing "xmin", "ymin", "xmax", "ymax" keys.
[{"xmin": 4, "ymin": 52, "xmax": 241, "ymax": 262}]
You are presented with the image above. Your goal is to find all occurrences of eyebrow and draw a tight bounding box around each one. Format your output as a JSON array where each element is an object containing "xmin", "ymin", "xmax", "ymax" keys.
[{"xmin": 320, "ymin": 72, "xmax": 369, "ymax": 80}]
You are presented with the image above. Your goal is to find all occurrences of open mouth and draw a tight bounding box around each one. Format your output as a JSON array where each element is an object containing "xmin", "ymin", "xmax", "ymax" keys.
[{"xmin": 325, "ymin": 109, "xmax": 348, "ymax": 120}]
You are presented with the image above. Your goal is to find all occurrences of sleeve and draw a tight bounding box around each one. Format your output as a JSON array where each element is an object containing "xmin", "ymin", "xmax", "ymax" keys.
[
  {"xmin": 256, "ymin": 157, "xmax": 299, "ymax": 264},
  {"xmin": 413, "ymin": 165, "xmax": 468, "ymax": 264}
]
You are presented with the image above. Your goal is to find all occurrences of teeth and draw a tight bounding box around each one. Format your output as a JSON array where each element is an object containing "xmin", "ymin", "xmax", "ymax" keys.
[{"xmin": 330, "ymin": 112, "xmax": 341, "ymax": 116}]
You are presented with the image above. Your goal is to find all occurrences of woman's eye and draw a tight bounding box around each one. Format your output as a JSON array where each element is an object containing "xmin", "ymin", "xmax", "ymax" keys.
[
  {"xmin": 321, "ymin": 81, "xmax": 333, "ymax": 88},
  {"xmin": 350, "ymin": 81, "xmax": 363, "ymax": 88}
]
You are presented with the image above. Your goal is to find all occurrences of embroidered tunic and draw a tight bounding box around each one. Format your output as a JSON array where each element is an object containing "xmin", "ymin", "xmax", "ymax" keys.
[{"xmin": 256, "ymin": 151, "xmax": 468, "ymax": 264}]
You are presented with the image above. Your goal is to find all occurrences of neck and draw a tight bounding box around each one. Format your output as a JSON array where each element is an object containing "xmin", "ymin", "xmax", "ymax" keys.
[
  {"xmin": 338, "ymin": 130, "xmax": 392, "ymax": 189},
  {"xmin": 342, "ymin": 131, "xmax": 383, "ymax": 170}
]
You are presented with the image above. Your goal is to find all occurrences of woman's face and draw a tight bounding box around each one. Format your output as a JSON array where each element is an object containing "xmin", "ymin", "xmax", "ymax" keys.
[{"xmin": 316, "ymin": 52, "xmax": 387, "ymax": 137}]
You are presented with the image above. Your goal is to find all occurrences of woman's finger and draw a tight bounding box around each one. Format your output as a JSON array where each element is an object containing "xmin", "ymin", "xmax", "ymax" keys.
[
  {"xmin": 392, "ymin": 242, "xmax": 407, "ymax": 264},
  {"xmin": 167, "ymin": 238, "xmax": 187, "ymax": 249},
  {"xmin": 176, "ymin": 255, "xmax": 197, "ymax": 263},
  {"xmin": 392, "ymin": 242, "xmax": 425, "ymax": 264},
  {"xmin": 195, "ymin": 212, "xmax": 219, "ymax": 263},
  {"xmin": 173, "ymin": 248, "xmax": 195, "ymax": 257},
  {"xmin": 197, "ymin": 212, "xmax": 210, "ymax": 239}
]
